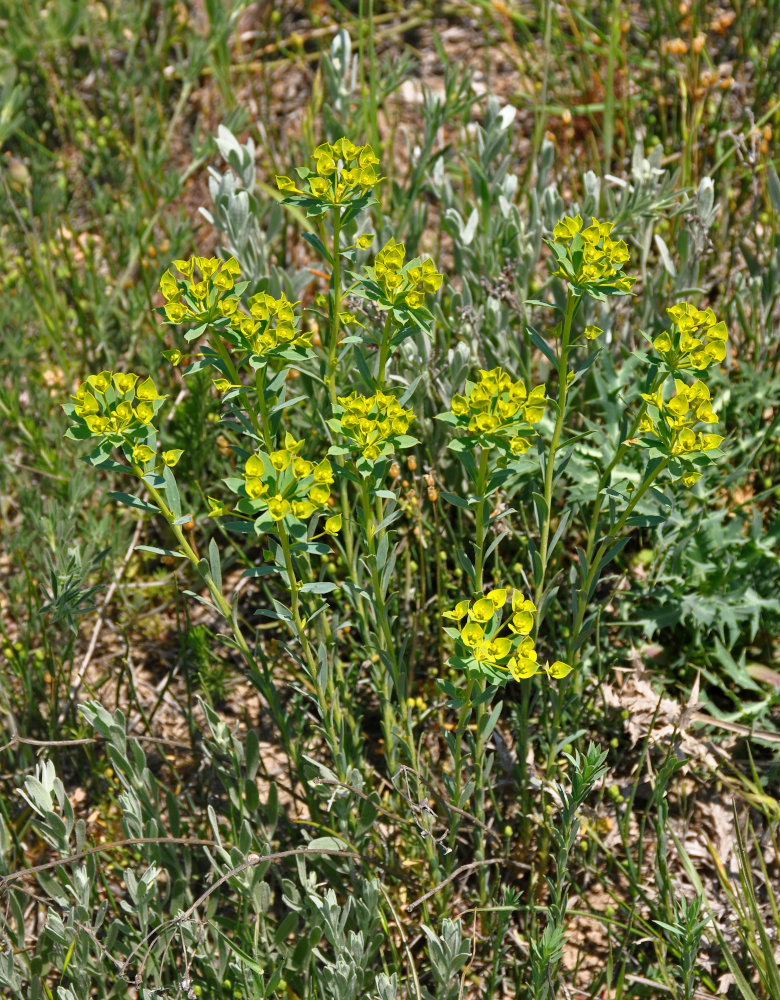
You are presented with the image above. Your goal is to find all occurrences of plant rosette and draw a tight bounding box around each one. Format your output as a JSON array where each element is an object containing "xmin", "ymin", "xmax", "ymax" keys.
[{"xmin": 442, "ymin": 590, "xmax": 571, "ymax": 685}]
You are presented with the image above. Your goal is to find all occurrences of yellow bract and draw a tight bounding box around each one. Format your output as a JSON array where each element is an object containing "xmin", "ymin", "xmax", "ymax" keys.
[
  {"xmin": 652, "ymin": 302, "xmax": 728, "ymax": 372},
  {"xmin": 276, "ymin": 137, "xmax": 382, "ymax": 204},
  {"xmin": 240, "ymin": 444, "xmax": 337, "ymax": 533},
  {"xmin": 69, "ymin": 370, "xmax": 167, "ymax": 444},
  {"xmin": 228, "ymin": 291, "xmax": 312, "ymax": 358},
  {"xmin": 450, "ymin": 367, "xmax": 546, "ymax": 452},
  {"xmin": 637, "ymin": 377, "xmax": 724, "ymax": 483},
  {"xmin": 442, "ymin": 589, "xmax": 568, "ymax": 684},
  {"xmin": 550, "ymin": 214, "xmax": 636, "ymax": 296},
  {"xmin": 159, "ymin": 256, "xmax": 241, "ymax": 326},
  {"xmin": 372, "ymin": 240, "xmax": 442, "ymax": 307},
  {"xmin": 338, "ymin": 391, "xmax": 415, "ymax": 464}
]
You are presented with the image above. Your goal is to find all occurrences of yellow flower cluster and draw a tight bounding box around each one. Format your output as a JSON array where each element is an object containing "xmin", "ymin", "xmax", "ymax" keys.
[
  {"xmin": 336, "ymin": 391, "xmax": 415, "ymax": 464},
  {"xmin": 241, "ymin": 433, "xmax": 341, "ymax": 531},
  {"xmin": 228, "ymin": 290, "xmax": 312, "ymax": 358},
  {"xmin": 276, "ymin": 137, "xmax": 380, "ymax": 203},
  {"xmin": 159, "ymin": 256, "xmax": 240, "ymax": 324},
  {"xmin": 550, "ymin": 215, "xmax": 635, "ymax": 296},
  {"xmin": 372, "ymin": 239, "xmax": 443, "ymax": 309},
  {"xmin": 443, "ymin": 590, "xmax": 571, "ymax": 682},
  {"xmin": 652, "ymin": 302, "xmax": 728, "ymax": 371},
  {"xmin": 450, "ymin": 367, "xmax": 546, "ymax": 454},
  {"xmin": 69, "ymin": 371, "xmax": 166, "ymax": 439},
  {"xmin": 639, "ymin": 378, "xmax": 724, "ymax": 486}
]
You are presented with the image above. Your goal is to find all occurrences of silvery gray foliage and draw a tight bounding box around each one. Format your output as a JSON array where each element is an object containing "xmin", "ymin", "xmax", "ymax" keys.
[
  {"xmin": 372, "ymin": 972, "xmax": 399, "ymax": 1000},
  {"xmin": 19, "ymin": 758, "xmax": 76, "ymax": 851},
  {"xmin": 199, "ymin": 124, "xmax": 280, "ymax": 285},
  {"xmin": 279, "ymin": 876, "xmax": 386, "ymax": 1000},
  {"xmin": 419, "ymin": 917, "xmax": 471, "ymax": 1000},
  {"xmin": 322, "ymin": 29, "xmax": 359, "ymax": 124},
  {"xmin": 200, "ymin": 125, "xmax": 311, "ymax": 300},
  {"xmin": 429, "ymin": 99, "xmax": 563, "ymax": 375}
]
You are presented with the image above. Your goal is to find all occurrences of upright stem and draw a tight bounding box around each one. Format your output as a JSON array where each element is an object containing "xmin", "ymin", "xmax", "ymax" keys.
[
  {"xmin": 139, "ymin": 472, "xmax": 252, "ymax": 660},
  {"xmin": 448, "ymin": 674, "xmax": 475, "ymax": 853},
  {"xmin": 470, "ymin": 447, "xmax": 492, "ymax": 902},
  {"xmin": 376, "ymin": 313, "xmax": 394, "ymax": 390},
  {"xmin": 359, "ymin": 475, "xmax": 401, "ymax": 771},
  {"xmin": 254, "ymin": 365, "xmax": 274, "ymax": 452},
  {"xmin": 277, "ymin": 523, "xmax": 344, "ymax": 750},
  {"xmin": 473, "ymin": 447, "xmax": 491, "ymax": 596},
  {"xmin": 327, "ymin": 207, "xmax": 343, "ymax": 411},
  {"xmin": 583, "ymin": 371, "xmax": 667, "ymax": 565},
  {"xmin": 215, "ymin": 337, "xmax": 265, "ymax": 443},
  {"xmin": 534, "ymin": 292, "xmax": 579, "ymax": 612},
  {"xmin": 568, "ymin": 457, "xmax": 669, "ymax": 664}
]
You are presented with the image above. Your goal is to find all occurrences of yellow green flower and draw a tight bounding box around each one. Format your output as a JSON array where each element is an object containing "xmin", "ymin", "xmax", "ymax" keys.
[
  {"xmin": 279, "ymin": 138, "xmax": 382, "ymax": 207},
  {"xmin": 132, "ymin": 443, "xmax": 155, "ymax": 464},
  {"xmin": 267, "ymin": 495, "xmax": 291, "ymax": 521},
  {"xmin": 442, "ymin": 590, "xmax": 568, "ymax": 685},
  {"xmin": 324, "ymin": 514, "xmax": 342, "ymax": 535},
  {"xmin": 470, "ymin": 597, "xmax": 496, "ymax": 622},
  {"xmin": 652, "ymin": 302, "xmax": 728, "ymax": 372},
  {"xmin": 158, "ymin": 255, "xmax": 243, "ymax": 328},
  {"xmin": 636, "ymin": 377, "xmax": 724, "ymax": 484},
  {"xmin": 545, "ymin": 660, "xmax": 572, "ymax": 679},
  {"xmin": 549, "ymin": 214, "xmax": 635, "ymax": 297},
  {"xmin": 163, "ymin": 449, "xmax": 183, "ymax": 467},
  {"xmin": 370, "ymin": 240, "xmax": 442, "ymax": 308},
  {"xmin": 442, "ymin": 599, "xmax": 470, "ymax": 622},
  {"xmin": 333, "ymin": 391, "xmax": 416, "ymax": 468},
  {"xmin": 66, "ymin": 371, "xmax": 167, "ymax": 445},
  {"xmin": 446, "ymin": 367, "xmax": 545, "ymax": 453}
]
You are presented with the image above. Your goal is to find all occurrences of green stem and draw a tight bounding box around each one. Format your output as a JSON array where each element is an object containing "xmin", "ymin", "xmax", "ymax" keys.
[
  {"xmin": 448, "ymin": 674, "xmax": 475, "ymax": 854},
  {"xmin": 473, "ymin": 447, "xmax": 491, "ymax": 596},
  {"xmin": 327, "ymin": 207, "xmax": 343, "ymax": 411},
  {"xmin": 583, "ymin": 371, "xmax": 667, "ymax": 565},
  {"xmin": 276, "ymin": 528, "xmax": 316, "ymax": 672},
  {"xmin": 138, "ymin": 472, "xmax": 252, "ymax": 661},
  {"xmin": 253, "ymin": 364, "xmax": 274, "ymax": 452},
  {"xmin": 570, "ymin": 457, "xmax": 669, "ymax": 663},
  {"xmin": 213, "ymin": 336, "xmax": 264, "ymax": 444},
  {"xmin": 376, "ymin": 313, "xmax": 394, "ymax": 390},
  {"xmin": 359, "ymin": 474, "xmax": 401, "ymax": 769},
  {"xmin": 534, "ymin": 292, "xmax": 579, "ymax": 612},
  {"xmin": 277, "ymin": 523, "xmax": 343, "ymax": 748}
]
